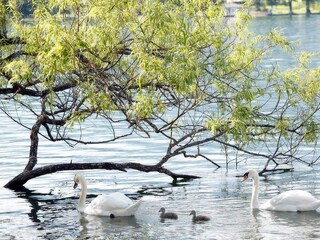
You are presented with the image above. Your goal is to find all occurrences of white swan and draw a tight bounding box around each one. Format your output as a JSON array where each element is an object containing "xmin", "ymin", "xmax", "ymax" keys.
[
  {"xmin": 73, "ymin": 173, "xmax": 142, "ymax": 217},
  {"xmin": 242, "ymin": 169, "xmax": 320, "ymax": 212}
]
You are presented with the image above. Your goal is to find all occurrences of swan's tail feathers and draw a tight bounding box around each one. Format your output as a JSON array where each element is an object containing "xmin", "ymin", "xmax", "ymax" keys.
[
  {"xmin": 125, "ymin": 199, "xmax": 142, "ymax": 216},
  {"xmin": 315, "ymin": 200, "xmax": 320, "ymax": 212},
  {"xmin": 112, "ymin": 199, "xmax": 143, "ymax": 217}
]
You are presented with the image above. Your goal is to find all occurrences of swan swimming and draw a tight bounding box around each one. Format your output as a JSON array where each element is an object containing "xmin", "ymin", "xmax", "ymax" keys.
[
  {"xmin": 242, "ymin": 169, "xmax": 320, "ymax": 212},
  {"xmin": 73, "ymin": 173, "xmax": 142, "ymax": 217}
]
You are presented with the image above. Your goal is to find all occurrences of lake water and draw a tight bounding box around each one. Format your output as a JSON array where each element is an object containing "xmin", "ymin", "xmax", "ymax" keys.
[{"xmin": 1, "ymin": 15, "xmax": 320, "ymax": 240}]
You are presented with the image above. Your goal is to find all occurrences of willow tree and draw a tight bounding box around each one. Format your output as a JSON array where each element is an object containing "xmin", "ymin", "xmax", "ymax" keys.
[{"xmin": 1, "ymin": 0, "xmax": 320, "ymax": 189}]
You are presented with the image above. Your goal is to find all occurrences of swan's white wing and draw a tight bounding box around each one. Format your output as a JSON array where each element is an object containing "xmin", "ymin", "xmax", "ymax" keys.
[
  {"xmin": 261, "ymin": 190, "xmax": 320, "ymax": 211},
  {"xmin": 84, "ymin": 192, "xmax": 140, "ymax": 216},
  {"xmin": 90, "ymin": 192, "xmax": 133, "ymax": 210},
  {"xmin": 112, "ymin": 199, "xmax": 142, "ymax": 216}
]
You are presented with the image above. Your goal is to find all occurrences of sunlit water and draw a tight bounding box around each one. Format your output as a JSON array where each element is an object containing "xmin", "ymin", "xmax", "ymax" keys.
[{"xmin": 1, "ymin": 15, "xmax": 320, "ymax": 240}]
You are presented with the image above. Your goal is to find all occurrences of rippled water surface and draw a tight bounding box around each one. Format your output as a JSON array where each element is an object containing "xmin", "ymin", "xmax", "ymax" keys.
[{"xmin": 1, "ymin": 15, "xmax": 320, "ymax": 240}]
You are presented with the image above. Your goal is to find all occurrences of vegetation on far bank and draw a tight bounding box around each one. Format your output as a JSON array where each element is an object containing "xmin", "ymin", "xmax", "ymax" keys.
[{"xmin": 250, "ymin": 0, "xmax": 320, "ymax": 16}]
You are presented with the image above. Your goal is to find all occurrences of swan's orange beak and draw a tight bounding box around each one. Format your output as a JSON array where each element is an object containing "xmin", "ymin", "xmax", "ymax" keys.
[
  {"xmin": 241, "ymin": 172, "xmax": 249, "ymax": 182},
  {"xmin": 73, "ymin": 182, "xmax": 78, "ymax": 189},
  {"xmin": 242, "ymin": 175, "xmax": 248, "ymax": 182}
]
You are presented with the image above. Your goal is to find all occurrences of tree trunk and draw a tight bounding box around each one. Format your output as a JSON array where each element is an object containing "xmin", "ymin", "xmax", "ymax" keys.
[
  {"xmin": 306, "ymin": 0, "xmax": 311, "ymax": 14},
  {"xmin": 4, "ymin": 162, "xmax": 126, "ymax": 188},
  {"xmin": 288, "ymin": 0, "xmax": 294, "ymax": 15},
  {"xmin": 255, "ymin": 0, "xmax": 261, "ymax": 11},
  {"xmin": 24, "ymin": 115, "xmax": 44, "ymax": 171},
  {"xmin": 4, "ymin": 162, "xmax": 200, "ymax": 189}
]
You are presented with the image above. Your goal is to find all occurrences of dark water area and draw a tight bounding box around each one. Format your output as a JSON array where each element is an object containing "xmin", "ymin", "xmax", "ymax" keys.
[{"xmin": 1, "ymin": 15, "xmax": 320, "ymax": 240}]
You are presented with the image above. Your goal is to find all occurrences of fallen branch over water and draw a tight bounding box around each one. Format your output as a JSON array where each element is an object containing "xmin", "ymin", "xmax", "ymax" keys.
[
  {"xmin": 259, "ymin": 166, "xmax": 294, "ymax": 176},
  {"xmin": 4, "ymin": 161, "xmax": 201, "ymax": 189}
]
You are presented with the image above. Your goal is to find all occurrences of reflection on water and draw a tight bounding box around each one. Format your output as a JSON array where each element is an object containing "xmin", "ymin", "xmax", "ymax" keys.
[
  {"xmin": 1, "ymin": 15, "xmax": 320, "ymax": 240},
  {"xmin": 79, "ymin": 215, "xmax": 141, "ymax": 239},
  {"xmin": 13, "ymin": 187, "xmax": 41, "ymax": 223}
]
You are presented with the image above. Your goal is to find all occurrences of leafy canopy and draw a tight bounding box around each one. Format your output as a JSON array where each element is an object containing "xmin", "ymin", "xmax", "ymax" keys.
[{"xmin": 1, "ymin": 0, "xmax": 320, "ymax": 166}]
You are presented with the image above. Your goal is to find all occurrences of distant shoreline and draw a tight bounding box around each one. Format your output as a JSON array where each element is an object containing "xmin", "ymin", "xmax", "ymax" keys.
[{"xmin": 250, "ymin": 10, "xmax": 320, "ymax": 18}]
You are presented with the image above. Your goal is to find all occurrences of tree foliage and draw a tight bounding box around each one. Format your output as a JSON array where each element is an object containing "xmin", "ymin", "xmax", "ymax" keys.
[{"xmin": 1, "ymin": 0, "xmax": 320, "ymax": 188}]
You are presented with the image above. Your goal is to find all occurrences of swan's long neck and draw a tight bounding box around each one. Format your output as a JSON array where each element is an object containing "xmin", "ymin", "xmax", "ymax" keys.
[
  {"xmin": 251, "ymin": 175, "xmax": 259, "ymax": 209},
  {"xmin": 78, "ymin": 176, "xmax": 87, "ymax": 213},
  {"xmin": 160, "ymin": 210, "xmax": 165, "ymax": 218},
  {"xmin": 191, "ymin": 212, "xmax": 196, "ymax": 221}
]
